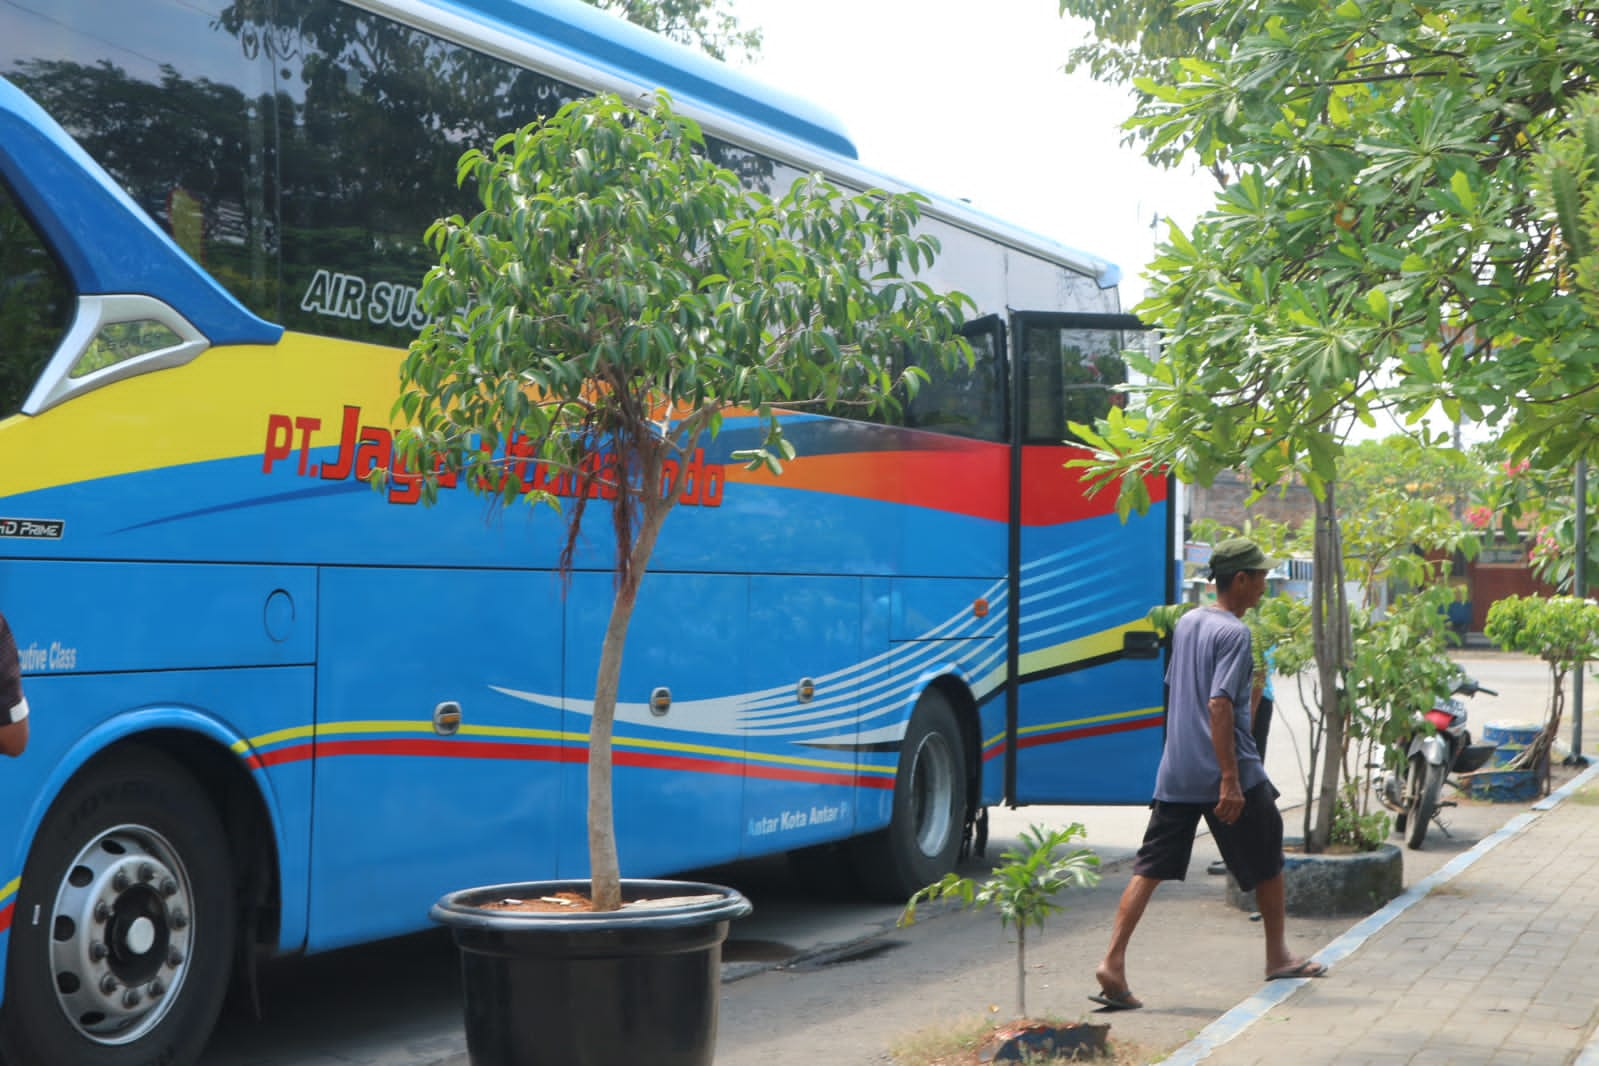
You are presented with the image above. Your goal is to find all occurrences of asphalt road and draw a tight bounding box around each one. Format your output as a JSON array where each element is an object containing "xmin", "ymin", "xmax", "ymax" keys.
[{"xmin": 198, "ymin": 648, "xmax": 1584, "ymax": 1066}]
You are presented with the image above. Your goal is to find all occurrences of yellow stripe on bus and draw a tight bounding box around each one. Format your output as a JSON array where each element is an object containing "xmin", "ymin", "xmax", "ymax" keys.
[
  {"xmin": 4, "ymin": 333, "xmax": 399, "ymax": 498},
  {"xmin": 1015, "ymin": 619, "xmax": 1155, "ymax": 678}
]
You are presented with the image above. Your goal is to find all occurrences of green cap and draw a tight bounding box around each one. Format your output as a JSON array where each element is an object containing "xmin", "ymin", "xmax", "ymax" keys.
[{"xmin": 1208, "ymin": 536, "xmax": 1276, "ymax": 578}]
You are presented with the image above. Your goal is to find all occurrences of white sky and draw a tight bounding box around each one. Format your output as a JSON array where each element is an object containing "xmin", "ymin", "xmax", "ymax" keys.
[
  {"xmin": 725, "ymin": 0, "xmax": 1219, "ymax": 304},
  {"xmin": 723, "ymin": 3, "xmax": 1487, "ymax": 444}
]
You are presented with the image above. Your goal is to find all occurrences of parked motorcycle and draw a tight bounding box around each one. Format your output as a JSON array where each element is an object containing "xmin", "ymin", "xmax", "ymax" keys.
[{"xmin": 1373, "ymin": 676, "xmax": 1498, "ymax": 849}]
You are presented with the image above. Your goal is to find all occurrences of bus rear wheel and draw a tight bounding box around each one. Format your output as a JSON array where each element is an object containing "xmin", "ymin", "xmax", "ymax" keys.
[
  {"xmin": 0, "ymin": 747, "xmax": 235, "ymax": 1066},
  {"xmin": 851, "ymin": 689, "xmax": 968, "ymax": 900}
]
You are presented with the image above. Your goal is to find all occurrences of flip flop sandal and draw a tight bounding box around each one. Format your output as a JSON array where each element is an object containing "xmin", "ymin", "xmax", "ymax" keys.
[
  {"xmin": 1267, "ymin": 959, "xmax": 1328, "ymax": 980},
  {"xmin": 1087, "ymin": 988, "xmax": 1143, "ymax": 1011}
]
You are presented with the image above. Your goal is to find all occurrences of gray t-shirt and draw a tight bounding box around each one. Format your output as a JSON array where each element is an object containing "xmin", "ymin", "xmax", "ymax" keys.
[{"xmin": 1153, "ymin": 606, "xmax": 1268, "ymax": 803}]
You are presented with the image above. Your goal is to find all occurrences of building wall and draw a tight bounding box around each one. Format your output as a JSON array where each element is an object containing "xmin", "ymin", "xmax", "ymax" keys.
[
  {"xmin": 1185, "ymin": 471, "xmax": 1558, "ymax": 635},
  {"xmin": 1186, "ymin": 469, "xmax": 1317, "ymax": 534},
  {"xmin": 1467, "ymin": 562, "xmax": 1557, "ymax": 631}
]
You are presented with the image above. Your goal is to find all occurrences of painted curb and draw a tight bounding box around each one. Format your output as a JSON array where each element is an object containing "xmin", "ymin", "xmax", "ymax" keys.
[{"xmin": 1161, "ymin": 760, "xmax": 1599, "ymax": 1066}]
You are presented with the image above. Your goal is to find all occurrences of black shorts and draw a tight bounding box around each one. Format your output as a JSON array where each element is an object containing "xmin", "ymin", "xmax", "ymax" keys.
[{"xmin": 1132, "ymin": 782, "xmax": 1284, "ymax": 892}]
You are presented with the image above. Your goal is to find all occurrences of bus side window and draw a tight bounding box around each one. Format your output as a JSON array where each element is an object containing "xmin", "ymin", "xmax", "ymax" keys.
[
  {"xmin": 0, "ymin": 178, "xmax": 74, "ymax": 418},
  {"xmin": 904, "ymin": 328, "xmax": 1003, "ymax": 441},
  {"xmin": 1017, "ymin": 322, "xmax": 1129, "ymax": 445}
]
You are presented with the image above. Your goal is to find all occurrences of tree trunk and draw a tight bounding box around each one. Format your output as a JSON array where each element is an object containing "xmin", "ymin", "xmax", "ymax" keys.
[
  {"xmin": 586, "ymin": 502, "xmax": 671, "ymax": 912},
  {"xmin": 1016, "ymin": 926, "xmax": 1027, "ymax": 1019},
  {"xmin": 1308, "ymin": 485, "xmax": 1352, "ymax": 853},
  {"xmin": 1298, "ymin": 671, "xmax": 1323, "ymax": 844},
  {"xmin": 1508, "ymin": 665, "xmax": 1565, "ymax": 794}
]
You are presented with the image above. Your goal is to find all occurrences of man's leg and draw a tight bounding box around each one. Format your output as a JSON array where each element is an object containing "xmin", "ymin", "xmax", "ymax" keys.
[
  {"xmin": 1260, "ymin": 869, "xmax": 1323, "ymax": 978},
  {"xmin": 1098, "ymin": 801, "xmax": 1202, "ymax": 1005},
  {"xmin": 1096, "ymin": 873, "xmax": 1159, "ymax": 1004},
  {"xmin": 1253, "ymin": 871, "xmax": 1292, "ymax": 971},
  {"xmin": 1249, "ymin": 844, "xmax": 1326, "ymax": 979}
]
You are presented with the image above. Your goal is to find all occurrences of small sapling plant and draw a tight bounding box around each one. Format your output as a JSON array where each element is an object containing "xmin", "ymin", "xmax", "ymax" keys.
[{"xmin": 900, "ymin": 823, "xmax": 1101, "ymax": 1018}]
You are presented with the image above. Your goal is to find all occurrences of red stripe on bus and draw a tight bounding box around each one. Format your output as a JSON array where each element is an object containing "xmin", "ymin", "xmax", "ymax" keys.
[
  {"xmin": 251, "ymin": 738, "xmax": 580, "ymax": 767},
  {"xmin": 726, "ymin": 446, "xmax": 1166, "ymax": 526},
  {"xmin": 246, "ymin": 738, "xmax": 895, "ymax": 788},
  {"xmin": 982, "ymin": 715, "xmax": 1164, "ymax": 761},
  {"xmin": 0, "ymin": 902, "xmax": 11, "ymax": 934}
]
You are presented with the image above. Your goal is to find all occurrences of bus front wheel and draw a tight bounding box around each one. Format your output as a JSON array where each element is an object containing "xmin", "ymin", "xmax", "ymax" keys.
[
  {"xmin": 0, "ymin": 746, "xmax": 235, "ymax": 1066},
  {"xmin": 852, "ymin": 689, "xmax": 969, "ymax": 900}
]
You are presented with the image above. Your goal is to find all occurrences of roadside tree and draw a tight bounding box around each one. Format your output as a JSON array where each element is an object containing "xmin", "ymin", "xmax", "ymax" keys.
[
  {"xmin": 1059, "ymin": 0, "xmax": 1599, "ymax": 851},
  {"xmin": 1483, "ymin": 595, "xmax": 1599, "ymax": 792}
]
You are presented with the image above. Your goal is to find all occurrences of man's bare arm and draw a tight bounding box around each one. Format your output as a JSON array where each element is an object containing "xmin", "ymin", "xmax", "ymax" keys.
[{"xmin": 1210, "ymin": 695, "xmax": 1244, "ymax": 823}]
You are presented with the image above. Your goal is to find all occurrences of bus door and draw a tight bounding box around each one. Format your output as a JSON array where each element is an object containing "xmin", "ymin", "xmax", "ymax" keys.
[{"xmin": 1005, "ymin": 313, "xmax": 1170, "ymax": 805}]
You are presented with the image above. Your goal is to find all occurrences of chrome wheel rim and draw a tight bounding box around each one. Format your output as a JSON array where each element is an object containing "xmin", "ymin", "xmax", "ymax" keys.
[
  {"xmin": 47, "ymin": 825, "xmax": 195, "ymax": 1045},
  {"xmin": 908, "ymin": 730, "xmax": 956, "ymax": 858}
]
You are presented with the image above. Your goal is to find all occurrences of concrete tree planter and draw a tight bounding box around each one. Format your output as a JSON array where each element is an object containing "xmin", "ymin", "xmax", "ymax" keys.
[
  {"xmin": 1226, "ymin": 840, "xmax": 1402, "ymax": 917},
  {"xmin": 431, "ymin": 879, "xmax": 751, "ymax": 1066}
]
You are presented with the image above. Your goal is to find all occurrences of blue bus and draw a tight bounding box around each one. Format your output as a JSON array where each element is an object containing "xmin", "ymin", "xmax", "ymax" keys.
[{"xmin": 0, "ymin": 0, "xmax": 1173, "ymax": 1062}]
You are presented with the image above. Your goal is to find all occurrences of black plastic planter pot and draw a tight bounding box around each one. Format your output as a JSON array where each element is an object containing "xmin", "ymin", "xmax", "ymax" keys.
[{"xmin": 431, "ymin": 879, "xmax": 752, "ymax": 1066}]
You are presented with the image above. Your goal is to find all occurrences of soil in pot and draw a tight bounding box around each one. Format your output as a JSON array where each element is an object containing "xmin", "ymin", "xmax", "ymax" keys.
[{"xmin": 477, "ymin": 889, "xmax": 727, "ymax": 913}]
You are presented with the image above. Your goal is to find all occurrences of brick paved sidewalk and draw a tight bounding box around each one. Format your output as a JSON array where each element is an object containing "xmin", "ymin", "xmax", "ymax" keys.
[{"xmin": 1167, "ymin": 766, "xmax": 1599, "ymax": 1066}]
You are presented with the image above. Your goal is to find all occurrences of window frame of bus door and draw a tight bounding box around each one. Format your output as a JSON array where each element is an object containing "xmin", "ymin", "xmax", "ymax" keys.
[{"xmin": 1003, "ymin": 310, "xmax": 1148, "ymax": 804}]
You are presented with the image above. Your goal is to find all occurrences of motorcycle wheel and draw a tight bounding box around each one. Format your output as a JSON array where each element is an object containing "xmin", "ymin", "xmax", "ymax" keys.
[{"xmin": 1406, "ymin": 758, "xmax": 1445, "ymax": 850}]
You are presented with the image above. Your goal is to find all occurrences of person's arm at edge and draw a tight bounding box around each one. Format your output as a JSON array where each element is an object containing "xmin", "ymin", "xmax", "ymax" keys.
[
  {"xmin": 0, "ymin": 717, "xmax": 27, "ymax": 757},
  {"xmin": 1210, "ymin": 694, "xmax": 1243, "ymax": 823}
]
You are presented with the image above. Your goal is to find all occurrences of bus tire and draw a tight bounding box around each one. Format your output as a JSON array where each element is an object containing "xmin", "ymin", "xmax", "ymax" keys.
[
  {"xmin": 851, "ymin": 689, "xmax": 968, "ymax": 900},
  {"xmin": 0, "ymin": 746, "xmax": 236, "ymax": 1066}
]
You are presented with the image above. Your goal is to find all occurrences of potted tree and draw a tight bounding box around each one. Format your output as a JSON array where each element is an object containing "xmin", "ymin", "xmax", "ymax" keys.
[{"xmin": 389, "ymin": 91, "xmax": 972, "ymax": 1065}]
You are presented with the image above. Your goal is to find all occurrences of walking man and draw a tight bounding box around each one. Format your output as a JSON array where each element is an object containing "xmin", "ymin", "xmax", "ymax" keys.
[{"xmin": 1091, "ymin": 537, "xmax": 1324, "ymax": 1011}]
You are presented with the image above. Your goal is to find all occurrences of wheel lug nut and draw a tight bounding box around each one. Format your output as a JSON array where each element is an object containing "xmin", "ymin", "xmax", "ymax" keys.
[
  {"xmin": 122, "ymin": 988, "xmax": 142, "ymax": 1008},
  {"xmin": 93, "ymin": 901, "xmax": 112, "ymax": 923},
  {"xmin": 167, "ymin": 947, "xmax": 184, "ymax": 967},
  {"xmin": 99, "ymin": 974, "xmax": 118, "ymax": 995},
  {"xmin": 169, "ymin": 909, "xmax": 188, "ymax": 930},
  {"xmin": 112, "ymin": 871, "xmax": 130, "ymax": 892},
  {"xmin": 138, "ymin": 863, "xmax": 155, "ymax": 882},
  {"xmin": 149, "ymin": 978, "xmax": 165, "ymax": 998},
  {"xmin": 159, "ymin": 878, "xmax": 178, "ymax": 898},
  {"xmin": 90, "ymin": 942, "xmax": 109, "ymax": 962}
]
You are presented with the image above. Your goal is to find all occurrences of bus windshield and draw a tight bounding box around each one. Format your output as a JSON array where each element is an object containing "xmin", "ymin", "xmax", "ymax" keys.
[{"xmin": 0, "ymin": 177, "xmax": 73, "ymax": 418}]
